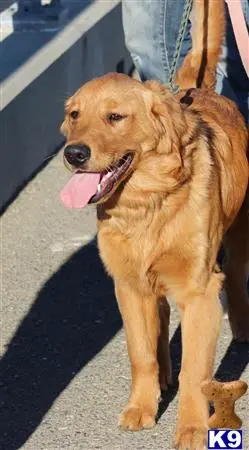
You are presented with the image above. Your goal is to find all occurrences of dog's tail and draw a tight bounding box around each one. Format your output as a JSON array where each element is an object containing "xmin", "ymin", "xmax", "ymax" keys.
[{"xmin": 176, "ymin": 0, "xmax": 225, "ymax": 90}]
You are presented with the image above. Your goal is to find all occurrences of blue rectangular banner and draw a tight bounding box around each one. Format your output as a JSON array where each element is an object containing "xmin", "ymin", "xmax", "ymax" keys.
[{"xmin": 208, "ymin": 430, "xmax": 243, "ymax": 449}]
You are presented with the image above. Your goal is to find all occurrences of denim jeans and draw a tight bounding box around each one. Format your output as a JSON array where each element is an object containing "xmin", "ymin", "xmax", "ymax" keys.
[{"xmin": 122, "ymin": 0, "xmax": 249, "ymax": 121}]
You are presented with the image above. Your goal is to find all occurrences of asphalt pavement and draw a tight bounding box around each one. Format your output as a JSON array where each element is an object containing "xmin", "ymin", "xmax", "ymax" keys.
[{"xmin": 1, "ymin": 149, "xmax": 249, "ymax": 449}]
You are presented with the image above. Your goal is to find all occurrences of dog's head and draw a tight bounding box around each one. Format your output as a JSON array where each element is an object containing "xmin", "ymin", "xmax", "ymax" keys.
[{"xmin": 60, "ymin": 73, "xmax": 186, "ymax": 208}]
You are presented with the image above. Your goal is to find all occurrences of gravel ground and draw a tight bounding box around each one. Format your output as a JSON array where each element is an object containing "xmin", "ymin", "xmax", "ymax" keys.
[{"xmin": 1, "ymin": 149, "xmax": 248, "ymax": 450}]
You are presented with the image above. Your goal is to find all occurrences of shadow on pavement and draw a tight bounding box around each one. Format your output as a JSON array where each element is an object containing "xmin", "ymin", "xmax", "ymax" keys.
[
  {"xmin": 157, "ymin": 325, "xmax": 182, "ymax": 422},
  {"xmin": 157, "ymin": 323, "xmax": 249, "ymax": 422},
  {"xmin": 0, "ymin": 238, "xmax": 121, "ymax": 449},
  {"xmin": 0, "ymin": 233, "xmax": 248, "ymax": 448},
  {"xmin": 215, "ymin": 340, "xmax": 249, "ymax": 382}
]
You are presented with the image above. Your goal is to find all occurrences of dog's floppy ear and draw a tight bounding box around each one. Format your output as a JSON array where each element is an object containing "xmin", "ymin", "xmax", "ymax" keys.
[{"xmin": 144, "ymin": 80, "xmax": 186, "ymax": 155}]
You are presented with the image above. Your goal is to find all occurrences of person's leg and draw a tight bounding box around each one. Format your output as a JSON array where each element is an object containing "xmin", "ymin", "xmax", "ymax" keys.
[
  {"xmin": 216, "ymin": 1, "xmax": 249, "ymax": 122},
  {"xmin": 224, "ymin": 190, "xmax": 249, "ymax": 342},
  {"xmin": 122, "ymin": 0, "xmax": 192, "ymax": 83}
]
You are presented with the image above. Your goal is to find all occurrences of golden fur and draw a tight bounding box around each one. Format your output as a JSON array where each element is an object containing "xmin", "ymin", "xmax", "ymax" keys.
[
  {"xmin": 176, "ymin": 0, "xmax": 225, "ymax": 89},
  {"xmin": 61, "ymin": 1, "xmax": 249, "ymax": 448}
]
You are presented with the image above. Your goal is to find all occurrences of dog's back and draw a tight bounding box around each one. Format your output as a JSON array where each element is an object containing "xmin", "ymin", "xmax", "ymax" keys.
[{"xmin": 178, "ymin": 87, "xmax": 248, "ymax": 228}]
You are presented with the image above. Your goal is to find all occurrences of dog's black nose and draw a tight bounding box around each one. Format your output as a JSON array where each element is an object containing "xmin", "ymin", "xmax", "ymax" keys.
[{"xmin": 64, "ymin": 144, "xmax": 91, "ymax": 167}]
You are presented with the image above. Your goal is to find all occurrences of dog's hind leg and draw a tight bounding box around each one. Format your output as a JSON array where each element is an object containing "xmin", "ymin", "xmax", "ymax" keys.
[
  {"xmin": 224, "ymin": 192, "xmax": 249, "ymax": 342},
  {"xmin": 115, "ymin": 282, "xmax": 161, "ymax": 431},
  {"xmin": 157, "ymin": 297, "xmax": 172, "ymax": 390}
]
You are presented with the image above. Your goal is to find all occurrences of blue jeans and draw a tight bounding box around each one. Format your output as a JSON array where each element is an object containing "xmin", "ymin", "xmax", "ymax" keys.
[{"xmin": 122, "ymin": 0, "xmax": 249, "ymax": 122}]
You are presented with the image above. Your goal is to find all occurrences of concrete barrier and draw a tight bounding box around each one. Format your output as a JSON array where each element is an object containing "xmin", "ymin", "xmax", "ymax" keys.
[{"xmin": 0, "ymin": 0, "xmax": 132, "ymax": 211}]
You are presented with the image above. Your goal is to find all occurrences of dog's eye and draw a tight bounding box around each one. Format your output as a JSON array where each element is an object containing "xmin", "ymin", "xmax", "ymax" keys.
[
  {"xmin": 107, "ymin": 113, "xmax": 126, "ymax": 122},
  {"xmin": 70, "ymin": 110, "xmax": 79, "ymax": 119}
]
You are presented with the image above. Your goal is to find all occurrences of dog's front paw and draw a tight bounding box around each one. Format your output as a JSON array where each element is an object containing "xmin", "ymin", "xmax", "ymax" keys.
[
  {"xmin": 118, "ymin": 405, "xmax": 156, "ymax": 431},
  {"xmin": 175, "ymin": 426, "xmax": 207, "ymax": 450}
]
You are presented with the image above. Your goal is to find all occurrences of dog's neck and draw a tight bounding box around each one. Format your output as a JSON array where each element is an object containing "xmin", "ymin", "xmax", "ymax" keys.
[
  {"xmin": 97, "ymin": 105, "xmax": 213, "ymax": 233},
  {"xmin": 97, "ymin": 149, "xmax": 193, "ymax": 227}
]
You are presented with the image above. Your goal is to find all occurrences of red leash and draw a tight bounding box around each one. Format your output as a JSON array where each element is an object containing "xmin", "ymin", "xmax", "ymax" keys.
[{"xmin": 225, "ymin": 0, "xmax": 249, "ymax": 77}]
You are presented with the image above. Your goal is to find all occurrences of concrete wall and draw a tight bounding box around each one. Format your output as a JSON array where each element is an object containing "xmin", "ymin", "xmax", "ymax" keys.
[{"xmin": 0, "ymin": 1, "xmax": 132, "ymax": 211}]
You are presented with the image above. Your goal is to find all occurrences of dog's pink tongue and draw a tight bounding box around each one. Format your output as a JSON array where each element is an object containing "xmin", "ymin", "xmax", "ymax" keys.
[{"xmin": 60, "ymin": 172, "xmax": 100, "ymax": 208}]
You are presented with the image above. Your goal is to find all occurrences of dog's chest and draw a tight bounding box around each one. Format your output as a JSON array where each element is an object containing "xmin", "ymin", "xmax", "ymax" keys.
[{"xmin": 98, "ymin": 221, "xmax": 166, "ymax": 295}]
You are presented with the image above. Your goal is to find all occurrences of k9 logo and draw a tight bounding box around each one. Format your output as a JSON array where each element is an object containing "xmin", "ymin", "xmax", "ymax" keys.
[{"xmin": 208, "ymin": 430, "xmax": 243, "ymax": 449}]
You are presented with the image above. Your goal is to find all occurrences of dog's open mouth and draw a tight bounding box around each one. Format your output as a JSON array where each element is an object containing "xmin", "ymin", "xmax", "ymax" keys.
[
  {"xmin": 60, "ymin": 152, "xmax": 134, "ymax": 209},
  {"xmin": 90, "ymin": 152, "xmax": 134, "ymax": 204}
]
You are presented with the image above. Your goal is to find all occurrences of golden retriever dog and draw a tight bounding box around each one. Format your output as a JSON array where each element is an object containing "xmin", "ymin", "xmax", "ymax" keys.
[{"xmin": 60, "ymin": 0, "xmax": 249, "ymax": 448}]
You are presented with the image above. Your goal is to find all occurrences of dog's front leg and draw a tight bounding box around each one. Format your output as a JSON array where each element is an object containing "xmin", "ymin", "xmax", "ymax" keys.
[
  {"xmin": 115, "ymin": 281, "xmax": 161, "ymax": 431},
  {"xmin": 175, "ymin": 272, "xmax": 223, "ymax": 450}
]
